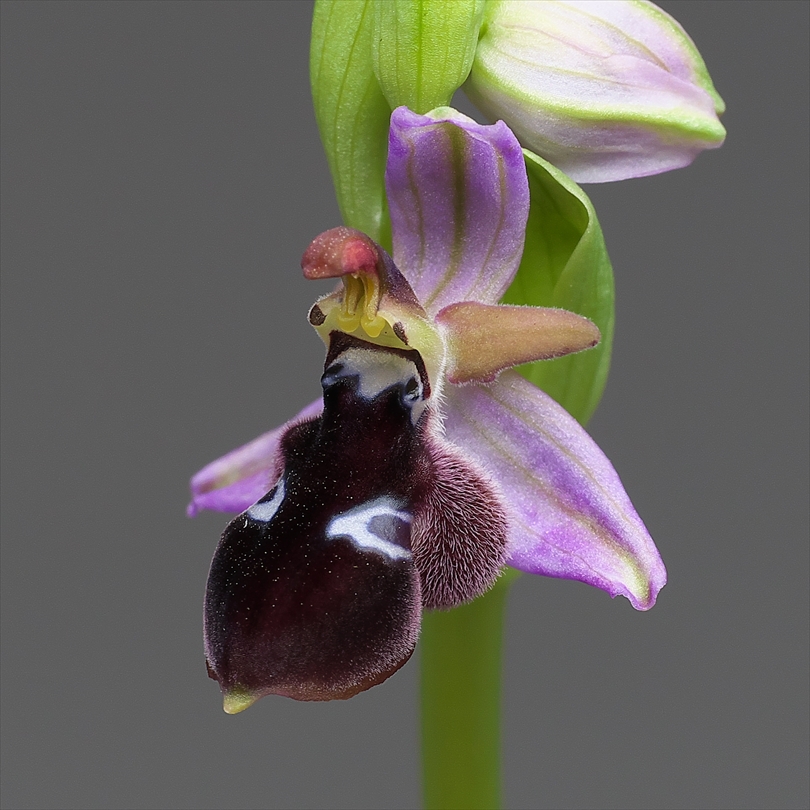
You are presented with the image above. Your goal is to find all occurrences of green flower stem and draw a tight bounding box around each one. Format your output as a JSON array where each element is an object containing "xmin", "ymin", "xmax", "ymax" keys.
[{"xmin": 420, "ymin": 569, "xmax": 519, "ymax": 810}]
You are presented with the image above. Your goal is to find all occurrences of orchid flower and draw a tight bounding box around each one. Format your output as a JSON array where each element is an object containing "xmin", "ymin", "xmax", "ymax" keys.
[
  {"xmin": 189, "ymin": 107, "xmax": 666, "ymax": 713},
  {"xmin": 463, "ymin": 0, "xmax": 727, "ymax": 182}
]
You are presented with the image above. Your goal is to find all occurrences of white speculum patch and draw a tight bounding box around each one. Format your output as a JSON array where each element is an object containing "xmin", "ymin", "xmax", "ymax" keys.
[
  {"xmin": 326, "ymin": 499, "xmax": 412, "ymax": 561},
  {"xmin": 247, "ymin": 478, "xmax": 286, "ymax": 523},
  {"xmin": 322, "ymin": 346, "xmax": 427, "ymax": 424}
]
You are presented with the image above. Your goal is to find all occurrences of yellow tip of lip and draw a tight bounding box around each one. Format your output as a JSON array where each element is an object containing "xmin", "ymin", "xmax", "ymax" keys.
[{"xmin": 223, "ymin": 689, "xmax": 258, "ymax": 715}]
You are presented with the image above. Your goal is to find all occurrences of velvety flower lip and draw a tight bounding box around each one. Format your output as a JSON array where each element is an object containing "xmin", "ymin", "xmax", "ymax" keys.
[{"xmin": 464, "ymin": 0, "xmax": 726, "ymax": 182}]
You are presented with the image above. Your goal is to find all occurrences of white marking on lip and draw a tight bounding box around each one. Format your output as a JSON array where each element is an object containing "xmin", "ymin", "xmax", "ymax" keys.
[
  {"xmin": 247, "ymin": 478, "xmax": 285, "ymax": 523},
  {"xmin": 323, "ymin": 347, "xmax": 427, "ymax": 424},
  {"xmin": 326, "ymin": 498, "xmax": 412, "ymax": 560}
]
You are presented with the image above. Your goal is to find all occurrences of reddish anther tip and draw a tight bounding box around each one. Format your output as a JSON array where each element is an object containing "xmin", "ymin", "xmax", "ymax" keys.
[{"xmin": 302, "ymin": 227, "xmax": 380, "ymax": 280}]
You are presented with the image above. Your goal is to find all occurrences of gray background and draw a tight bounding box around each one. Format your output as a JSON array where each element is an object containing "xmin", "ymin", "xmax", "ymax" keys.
[{"xmin": 2, "ymin": 2, "xmax": 808, "ymax": 809}]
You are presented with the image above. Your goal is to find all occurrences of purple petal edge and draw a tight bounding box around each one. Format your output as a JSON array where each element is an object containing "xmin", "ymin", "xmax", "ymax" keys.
[
  {"xmin": 187, "ymin": 398, "xmax": 323, "ymax": 517},
  {"xmin": 443, "ymin": 372, "xmax": 666, "ymax": 610},
  {"xmin": 386, "ymin": 106, "xmax": 529, "ymax": 316}
]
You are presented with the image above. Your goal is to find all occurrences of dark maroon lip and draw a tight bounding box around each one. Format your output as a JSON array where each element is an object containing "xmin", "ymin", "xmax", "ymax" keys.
[
  {"xmin": 204, "ymin": 322, "xmax": 506, "ymax": 705},
  {"xmin": 204, "ymin": 344, "xmax": 431, "ymax": 702}
]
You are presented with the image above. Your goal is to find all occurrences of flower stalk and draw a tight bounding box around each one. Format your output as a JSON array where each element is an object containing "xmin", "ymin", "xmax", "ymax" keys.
[{"xmin": 421, "ymin": 571, "xmax": 518, "ymax": 810}]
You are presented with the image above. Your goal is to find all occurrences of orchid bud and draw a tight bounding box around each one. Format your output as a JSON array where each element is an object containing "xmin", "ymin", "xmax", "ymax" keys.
[{"xmin": 465, "ymin": 0, "xmax": 726, "ymax": 182}]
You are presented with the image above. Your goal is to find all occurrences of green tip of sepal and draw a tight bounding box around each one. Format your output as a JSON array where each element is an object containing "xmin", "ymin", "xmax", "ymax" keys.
[{"xmin": 223, "ymin": 688, "xmax": 258, "ymax": 715}]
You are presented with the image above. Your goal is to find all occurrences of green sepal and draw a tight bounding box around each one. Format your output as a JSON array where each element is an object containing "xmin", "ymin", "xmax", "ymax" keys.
[
  {"xmin": 310, "ymin": 0, "xmax": 392, "ymax": 247},
  {"xmin": 501, "ymin": 150, "xmax": 615, "ymax": 425},
  {"xmin": 372, "ymin": 0, "xmax": 486, "ymax": 115}
]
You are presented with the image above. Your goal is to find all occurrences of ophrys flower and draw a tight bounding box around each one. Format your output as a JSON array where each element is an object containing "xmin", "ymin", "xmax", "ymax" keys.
[{"xmin": 190, "ymin": 108, "xmax": 666, "ymax": 713}]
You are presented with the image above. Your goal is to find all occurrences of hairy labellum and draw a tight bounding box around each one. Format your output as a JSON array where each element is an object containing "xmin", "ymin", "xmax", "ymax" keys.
[{"xmin": 204, "ymin": 334, "xmax": 508, "ymax": 708}]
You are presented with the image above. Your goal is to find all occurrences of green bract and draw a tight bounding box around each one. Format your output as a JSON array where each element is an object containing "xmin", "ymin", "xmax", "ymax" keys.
[
  {"xmin": 502, "ymin": 152, "xmax": 614, "ymax": 425},
  {"xmin": 372, "ymin": 0, "xmax": 485, "ymax": 114},
  {"xmin": 310, "ymin": 0, "xmax": 391, "ymax": 244}
]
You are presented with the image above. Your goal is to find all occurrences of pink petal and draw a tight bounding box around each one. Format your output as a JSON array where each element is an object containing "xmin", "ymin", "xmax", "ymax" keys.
[
  {"xmin": 443, "ymin": 371, "xmax": 666, "ymax": 609},
  {"xmin": 187, "ymin": 399, "xmax": 323, "ymax": 516},
  {"xmin": 386, "ymin": 106, "xmax": 529, "ymax": 316}
]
